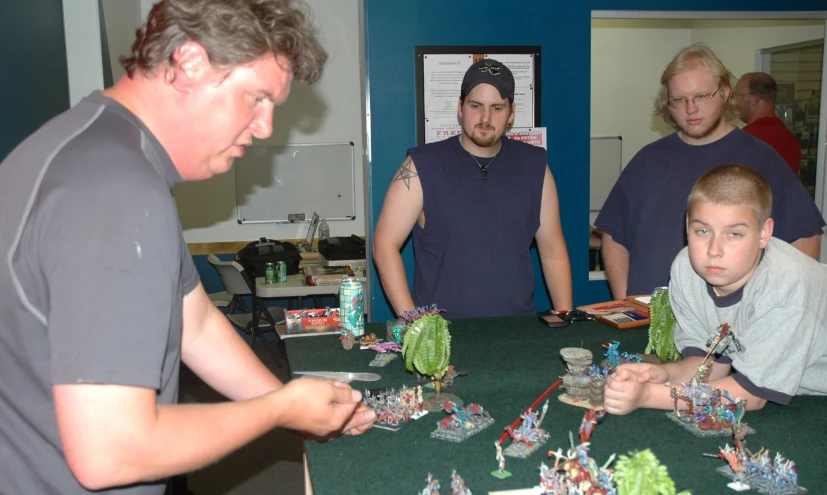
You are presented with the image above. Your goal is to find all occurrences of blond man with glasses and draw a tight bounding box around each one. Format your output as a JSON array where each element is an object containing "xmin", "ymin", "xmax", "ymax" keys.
[{"xmin": 594, "ymin": 43, "xmax": 823, "ymax": 301}]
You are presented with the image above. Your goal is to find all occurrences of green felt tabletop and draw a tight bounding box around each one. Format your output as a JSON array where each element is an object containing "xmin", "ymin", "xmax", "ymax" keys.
[{"xmin": 285, "ymin": 316, "xmax": 826, "ymax": 494}]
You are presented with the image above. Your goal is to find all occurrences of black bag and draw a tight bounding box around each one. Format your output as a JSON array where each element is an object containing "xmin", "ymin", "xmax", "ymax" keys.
[
  {"xmin": 236, "ymin": 238, "xmax": 301, "ymax": 277},
  {"xmin": 318, "ymin": 235, "xmax": 366, "ymax": 261}
]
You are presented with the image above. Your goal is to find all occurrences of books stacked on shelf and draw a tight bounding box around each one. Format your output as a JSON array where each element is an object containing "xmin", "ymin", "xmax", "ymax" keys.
[
  {"xmin": 303, "ymin": 265, "xmax": 354, "ymax": 286},
  {"xmin": 577, "ymin": 294, "xmax": 651, "ymax": 329},
  {"xmin": 319, "ymin": 253, "xmax": 366, "ymax": 278}
]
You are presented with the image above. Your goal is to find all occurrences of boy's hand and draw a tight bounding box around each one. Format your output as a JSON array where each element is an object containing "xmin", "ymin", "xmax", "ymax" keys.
[
  {"xmin": 604, "ymin": 367, "xmax": 651, "ymax": 415},
  {"xmin": 614, "ymin": 362, "xmax": 669, "ymax": 384}
]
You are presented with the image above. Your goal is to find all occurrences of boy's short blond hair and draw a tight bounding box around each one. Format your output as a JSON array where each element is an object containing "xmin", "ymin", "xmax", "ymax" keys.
[{"xmin": 688, "ymin": 164, "xmax": 772, "ymax": 225}]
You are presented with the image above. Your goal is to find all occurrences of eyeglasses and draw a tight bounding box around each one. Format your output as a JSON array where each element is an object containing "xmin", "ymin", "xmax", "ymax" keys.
[
  {"xmin": 479, "ymin": 63, "xmax": 501, "ymax": 76},
  {"xmin": 668, "ymin": 87, "xmax": 723, "ymax": 110}
]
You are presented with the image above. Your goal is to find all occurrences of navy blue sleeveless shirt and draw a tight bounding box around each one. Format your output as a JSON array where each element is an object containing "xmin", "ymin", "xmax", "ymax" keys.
[{"xmin": 408, "ymin": 135, "xmax": 546, "ymax": 318}]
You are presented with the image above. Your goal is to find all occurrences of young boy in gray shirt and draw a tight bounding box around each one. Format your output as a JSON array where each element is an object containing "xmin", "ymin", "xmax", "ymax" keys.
[{"xmin": 604, "ymin": 164, "xmax": 827, "ymax": 415}]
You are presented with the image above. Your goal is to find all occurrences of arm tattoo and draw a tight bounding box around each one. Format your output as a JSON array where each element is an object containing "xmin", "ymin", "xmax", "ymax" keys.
[{"xmin": 393, "ymin": 157, "xmax": 418, "ymax": 191}]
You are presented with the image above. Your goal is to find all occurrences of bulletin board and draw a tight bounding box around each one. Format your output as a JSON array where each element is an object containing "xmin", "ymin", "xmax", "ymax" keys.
[{"xmin": 415, "ymin": 45, "xmax": 542, "ymax": 145}]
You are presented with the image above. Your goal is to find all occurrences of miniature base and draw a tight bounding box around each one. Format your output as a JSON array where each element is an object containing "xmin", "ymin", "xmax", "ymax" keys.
[
  {"xmin": 422, "ymin": 392, "xmax": 463, "ymax": 413},
  {"xmin": 372, "ymin": 422, "xmax": 405, "ymax": 432},
  {"xmin": 430, "ymin": 416, "xmax": 495, "ymax": 443},
  {"xmin": 666, "ymin": 412, "xmax": 756, "ymax": 438},
  {"xmin": 557, "ymin": 393, "xmax": 605, "ymax": 410},
  {"xmin": 490, "ymin": 470, "xmax": 512, "ymax": 479},
  {"xmin": 368, "ymin": 353, "xmax": 397, "ymax": 367},
  {"xmin": 717, "ymin": 466, "xmax": 807, "ymax": 494},
  {"xmin": 727, "ymin": 481, "xmax": 751, "ymax": 492},
  {"xmin": 503, "ymin": 438, "xmax": 548, "ymax": 459}
]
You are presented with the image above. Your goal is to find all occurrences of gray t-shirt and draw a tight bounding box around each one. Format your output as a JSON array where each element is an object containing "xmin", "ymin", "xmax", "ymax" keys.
[
  {"xmin": 669, "ymin": 237, "xmax": 827, "ymax": 405},
  {"xmin": 0, "ymin": 92, "xmax": 199, "ymax": 494}
]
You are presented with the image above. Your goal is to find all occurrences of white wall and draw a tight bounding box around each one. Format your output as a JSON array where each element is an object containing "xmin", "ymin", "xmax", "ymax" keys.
[
  {"xmin": 591, "ymin": 19, "xmax": 825, "ymax": 170},
  {"xmin": 173, "ymin": 0, "xmax": 366, "ymax": 243},
  {"xmin": 62, "ymin": 0, "xmax": 104, "ymax": 106},
  {"xmin": 591, "ymin": 19, "xmax": 691, "ymax": 173},
  {"xmin": 690, "ymin": 19, "xmax": 825, "ymax": 84},
  {"xmin": 101, "ymin": 0, "xmax": 144, "ymax": 83},
  {"xmin": 61, "ymin": 0, "xmax": 366, "ymax": 243}
]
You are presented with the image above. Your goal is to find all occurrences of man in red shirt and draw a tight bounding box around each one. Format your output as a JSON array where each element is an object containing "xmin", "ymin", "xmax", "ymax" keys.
[{"xmin": 735, "ymin": 72, "xmax": 802, "ymax": 175}]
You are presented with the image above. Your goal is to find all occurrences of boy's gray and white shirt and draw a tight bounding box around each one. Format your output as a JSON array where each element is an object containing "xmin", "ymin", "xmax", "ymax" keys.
[{"xmin": 669, "ymin": 237, "xmax": 827, "ymax": 404}]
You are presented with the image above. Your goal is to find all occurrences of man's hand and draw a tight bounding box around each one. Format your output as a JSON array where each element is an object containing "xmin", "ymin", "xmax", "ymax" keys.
[
  {"xmin": 604, "ymin": 366, "xmax": 652, "ymax": 415},
  {"xmin": 272, "ymin": 378, "xmax": 372, "ymax": 437}
]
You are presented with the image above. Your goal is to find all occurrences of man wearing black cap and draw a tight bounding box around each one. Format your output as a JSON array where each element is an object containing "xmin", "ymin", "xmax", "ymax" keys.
[{"xmin": 373, "ymin": 58, "xmax": 572, "ymax": 319}]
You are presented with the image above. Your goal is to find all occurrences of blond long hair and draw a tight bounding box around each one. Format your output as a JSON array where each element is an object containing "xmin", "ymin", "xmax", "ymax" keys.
[{"xmin": 654, "ymin": 43, "xmax": 738, "ymax": 129}]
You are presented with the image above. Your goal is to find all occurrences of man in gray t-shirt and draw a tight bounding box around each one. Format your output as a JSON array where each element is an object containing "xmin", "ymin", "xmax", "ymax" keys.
[{"xmin": 0, "ymin": 2, "xmax": 373, "ymax": 493}]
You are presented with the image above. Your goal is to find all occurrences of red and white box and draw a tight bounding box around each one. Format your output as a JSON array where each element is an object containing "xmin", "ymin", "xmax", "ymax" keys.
[{"xmin": 285, "ymin": 308, "xmax": 341, "ymax": 335}]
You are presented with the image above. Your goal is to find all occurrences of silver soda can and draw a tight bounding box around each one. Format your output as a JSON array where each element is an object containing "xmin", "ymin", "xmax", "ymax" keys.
[
  {"xmin": 338, "ymin": 276, "xmax": 364, "ymax": 337},
  {"xmin": 276, "ymin": 261, "xmax": 287, "ymax": 282}
]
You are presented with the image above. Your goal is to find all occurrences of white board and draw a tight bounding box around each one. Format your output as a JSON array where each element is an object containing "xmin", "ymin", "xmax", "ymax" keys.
[
  {"xmin": 590, "ymin": 136, "xmax": 622, "ymax": 212},
  {"xmin": 235, "ymin": 142, "xmax": 356, "ymax": 224}
]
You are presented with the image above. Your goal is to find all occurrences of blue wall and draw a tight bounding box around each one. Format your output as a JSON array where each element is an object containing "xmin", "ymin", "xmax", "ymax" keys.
[
  {"xmin": 0, "ymin": 0, "xmax": 70, "ymax": 161},
  {"xmin": 364, "ymin": 0, "xmax": 825, "ymax": 322}
]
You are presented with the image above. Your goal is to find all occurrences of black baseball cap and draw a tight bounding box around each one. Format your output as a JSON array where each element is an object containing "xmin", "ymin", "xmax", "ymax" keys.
[{"xmin": 460, "ymin": 58, "xmax": 515, "ymax": 101}]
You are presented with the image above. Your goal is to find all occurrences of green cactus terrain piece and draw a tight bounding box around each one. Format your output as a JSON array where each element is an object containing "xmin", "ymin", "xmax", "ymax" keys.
[
  {"xmin": 614, "ymin": 449, "xmax": 691, "ymax": 495},
  {"xmin": 646, "ymin": 288, "xmax": 681, "ymax": 362},
  {"xmin": 402, "ymin": 314, "xmax": 451, "ymax": 379}
]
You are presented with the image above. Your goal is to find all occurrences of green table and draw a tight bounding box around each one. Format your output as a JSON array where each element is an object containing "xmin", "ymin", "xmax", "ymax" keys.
[{"xmin": 285, "ymin": 316, "xmax": 826, "ymax": 494}]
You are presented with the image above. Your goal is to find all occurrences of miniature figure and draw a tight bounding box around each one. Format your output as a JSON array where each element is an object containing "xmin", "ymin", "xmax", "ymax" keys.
[
  {"xmin": 450, "ymin": 470, "xmax": 472, "ymax": 495},
  {"xmin": 711, "ymin": 444, "xmax": 805, "ymax": 494},
  {"xmin": 603, "ymin": 340, "xmax": 643, "ymax": 368},
  {"xmin": 491, "ymin": 442, "xmax": 512, "ymax": 479},
  {"xmin": 430, "ymin": 401, "xmax": 495, "ymax": 443},
  {"xmin": 362, "ymin": 385, "xmax": 428, "ymax": 431},
  {"xmin": 579, "ymin": 408, "xmax": 606, "ymax": 445},
  {"xmin": 705, "ymin": 422, "xmax": 805, "ymax": 494},
  {"xmin": 368, "ymin": 341, "xmax": 402, "ymax": 353},
  {"xmin": 503, "ymin": 400, "xmax": 550, "ymax": 458},
  {"xmin": 339, "ymin": 327, "xmax": 355, "ymax": 350},
  {"xmin": 664, "ymin": 323, "xmax": 755, "ymax": 438},
  {"xmin": 541, "ymin": 441, "xmax": 617, "ymax": 495},
  {"xmin": 418, "ymin": 473, "xmax": 440, "ymax": 495},
  {"xmin": 359, "ymin": 333, "xmax": 378, "ymax": 346}
]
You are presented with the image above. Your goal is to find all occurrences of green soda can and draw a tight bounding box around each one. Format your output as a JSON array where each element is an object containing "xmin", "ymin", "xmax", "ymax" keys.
[
  {"xmin": 276, "ymin": 261, "xmax": 287, "ymax": 282},
  {"xmin": 264, "ymin": 262, "xmax": 276, "ymax": 284}
]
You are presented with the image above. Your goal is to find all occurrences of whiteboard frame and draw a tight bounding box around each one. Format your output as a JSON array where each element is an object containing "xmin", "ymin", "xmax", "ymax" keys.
[{"xmin": 235, "ymin": 142, "xmax": 357, "ymax": 224}]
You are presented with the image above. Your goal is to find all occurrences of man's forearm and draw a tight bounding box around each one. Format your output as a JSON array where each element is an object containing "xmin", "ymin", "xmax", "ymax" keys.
[
  {"xmin": 182, "ymin": 308, "xmax": 283, "ymax": 400},
  {"xmin": 791, "ymin": 234, "xmax": 821, "ymax": 260},
  {"xmin": 600, "ymin": 234, "xmax": 629, "ymax": 299},
  {"xmin": 373, "ymin": 246, "xmax": 416, "ymax": 315},
  {"xmin": 541, "ymin": 258, "xmax": 572, "ymax": 310}
]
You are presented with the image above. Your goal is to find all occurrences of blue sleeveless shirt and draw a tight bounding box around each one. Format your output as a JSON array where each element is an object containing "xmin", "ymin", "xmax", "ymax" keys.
[{"xmin": 408, "ymin": 135, "xmax": 546, "ymax": 318}]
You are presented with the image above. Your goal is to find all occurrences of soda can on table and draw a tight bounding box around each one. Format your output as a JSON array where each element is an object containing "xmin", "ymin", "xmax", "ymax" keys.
[
  {"xmin": 338, "ymin": 276, "xmax": 364, "ymax": 337},
  {"xmin": 276, "ymin": 261, "xmax": 287, "ymax": 282},
  {"xmin": 264, "ymin": 262, "xmax": 276, "ymax": 284}
]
